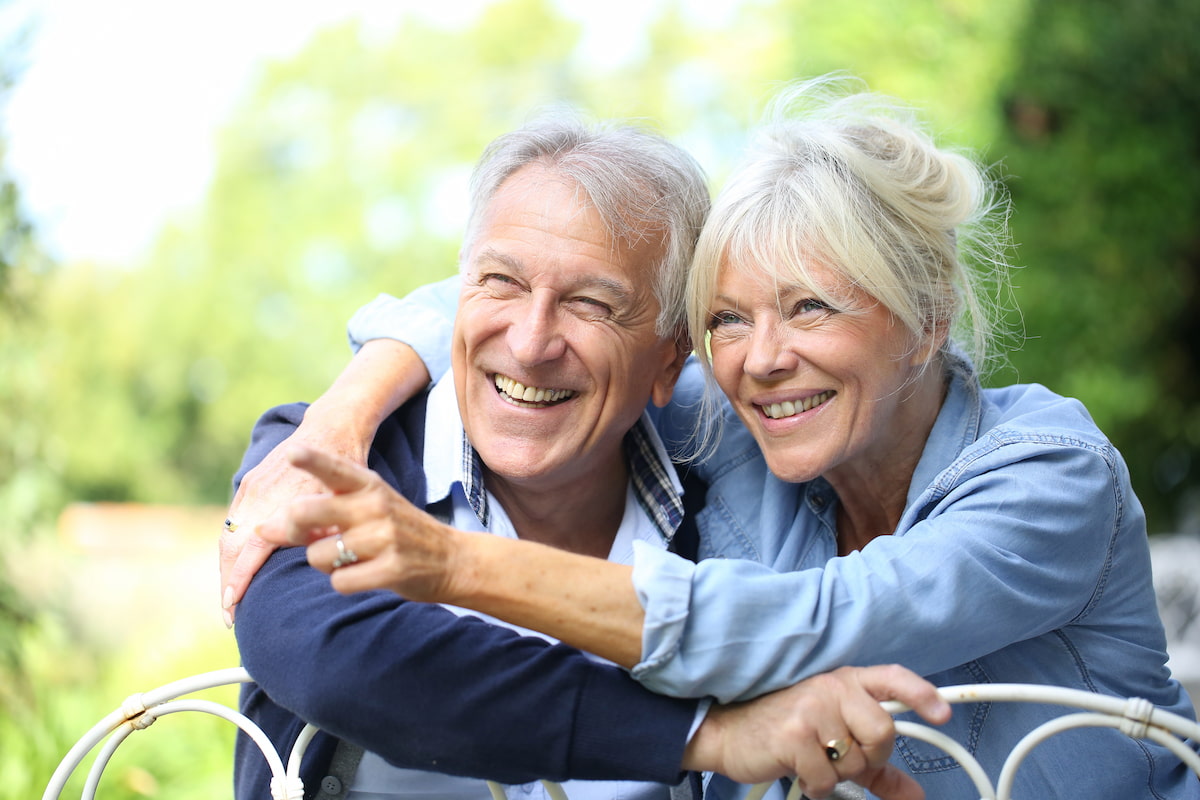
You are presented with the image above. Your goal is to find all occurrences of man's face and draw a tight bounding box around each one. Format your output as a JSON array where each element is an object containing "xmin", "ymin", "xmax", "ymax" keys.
[{"xmin": 452, "ymin": 164, "xmax": 685, "ymax": 495}]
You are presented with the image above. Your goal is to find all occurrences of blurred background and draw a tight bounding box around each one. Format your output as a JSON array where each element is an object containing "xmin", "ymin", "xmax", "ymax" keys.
[{"xmin": 2, "ymin": 0, "xmax": 1198, "ymax": 797}]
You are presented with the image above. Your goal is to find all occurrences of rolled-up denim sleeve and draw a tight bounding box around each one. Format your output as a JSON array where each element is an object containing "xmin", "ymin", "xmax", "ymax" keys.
[
  {"xmin": 629, "ymin": 441, "xmax": 1126, "ymax": 705},
  {"xmin": 346, "ymin": 275, "xmax": 462, "ymax": 380},
  {"xmin": 630, "ymin": 541, "xmax": 701, "ymax": 689}
]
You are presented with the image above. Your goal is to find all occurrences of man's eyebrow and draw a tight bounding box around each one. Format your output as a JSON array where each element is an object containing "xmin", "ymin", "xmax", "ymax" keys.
[
  {"xmin": 474, "ymin": 247, "xmax": 636, "ymax": 304},
  {"xmin": 578, "ymin": 275, "xmax": 635, "ymax": 304},
  {"xmin": 474, "ymin": 247, "xmax": 526, "ymax": 274}
]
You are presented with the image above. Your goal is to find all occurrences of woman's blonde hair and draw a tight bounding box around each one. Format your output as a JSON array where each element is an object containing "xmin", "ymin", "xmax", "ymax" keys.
[{"xmin": 683, "ymin": 74, "xmax": 1014, "ymax": 457}]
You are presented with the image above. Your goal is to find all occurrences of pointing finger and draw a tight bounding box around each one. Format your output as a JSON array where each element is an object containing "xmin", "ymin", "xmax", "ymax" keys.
[{"xmin": 287, "ymin": 444, "xmax": 374, "ymax": 495}]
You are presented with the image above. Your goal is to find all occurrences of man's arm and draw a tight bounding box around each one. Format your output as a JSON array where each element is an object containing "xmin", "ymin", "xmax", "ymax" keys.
[
  {"xmin": 240, "ymin": 416, "xmax": 949, "ymax": 794},
  {"xmin": 232, "ymin": 402, "xmax": 698, "ymax": 784},
  {"xmin": 236, "ymin": 547, "xmax": 698, "ymax": 783}
]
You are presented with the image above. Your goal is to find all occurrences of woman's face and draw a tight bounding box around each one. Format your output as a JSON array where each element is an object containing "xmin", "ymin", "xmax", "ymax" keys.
[{"xmin": 707, "ymin": 257, "xmax": 935, "ymax": 484}]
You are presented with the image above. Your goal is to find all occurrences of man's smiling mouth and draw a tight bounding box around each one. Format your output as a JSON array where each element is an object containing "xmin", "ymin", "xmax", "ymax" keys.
[
  {"xmin": 494, "ymin": 374, "xmax": 576, "ymax": 407},
  {"xmin": 759, "ymin": 391, "xmax": 834, "ymax": 419}
]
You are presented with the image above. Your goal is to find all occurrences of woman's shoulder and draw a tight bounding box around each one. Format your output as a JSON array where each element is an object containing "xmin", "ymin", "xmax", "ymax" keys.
[{"xmin": 979, "ymin": 381, "xmax": 1115, "ymax": 452}]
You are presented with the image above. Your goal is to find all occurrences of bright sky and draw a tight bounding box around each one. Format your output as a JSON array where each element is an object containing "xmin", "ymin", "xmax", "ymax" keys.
[{"xmin": 1, "ymin": 0, "xmax": 738, "ymax": 265}]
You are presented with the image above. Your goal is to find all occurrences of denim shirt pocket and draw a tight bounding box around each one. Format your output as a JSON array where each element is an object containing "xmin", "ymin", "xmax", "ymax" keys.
[
  {"xmin": 893, "ymin": 660, "xmax": 993, "ymax": 774},
  {"xmin": 695, "ymin": 495, "xmax": 761, "ymax": 562}
]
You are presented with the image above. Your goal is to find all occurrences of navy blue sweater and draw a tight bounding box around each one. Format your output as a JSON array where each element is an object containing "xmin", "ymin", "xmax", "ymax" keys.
[{"xmin": 232, "ymin": 398, "xmax": 702, "ymax": 799}]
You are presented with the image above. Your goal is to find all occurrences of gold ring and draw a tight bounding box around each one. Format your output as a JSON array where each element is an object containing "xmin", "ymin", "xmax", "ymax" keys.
[
  {"xmin": 824, "ymin": 737, "xmax": 851, "ymax": 762},
  {"xmin": 223, "ymin": 518, "xmax": 238, "ymax": 533}
]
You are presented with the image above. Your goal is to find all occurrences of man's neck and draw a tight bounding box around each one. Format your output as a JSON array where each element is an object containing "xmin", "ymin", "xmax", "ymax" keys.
[{"xmin": 483, "ymin": 457, "xmax": 629, "ymax": 558}]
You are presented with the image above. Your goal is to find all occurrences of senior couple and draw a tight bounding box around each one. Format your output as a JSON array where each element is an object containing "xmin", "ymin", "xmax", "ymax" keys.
[{"xmin": 223, "ymin": 76, "xmax": 1199, "ymax": 799}]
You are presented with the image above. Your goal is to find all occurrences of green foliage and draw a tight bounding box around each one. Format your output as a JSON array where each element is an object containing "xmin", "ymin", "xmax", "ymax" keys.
[
  {"xmin": 6, "ymin": 0, "xmax": 1044, "ymax": 514},
  {"xmin": 992, "ymin": 0, "xmax": 1200, "ymax": 527},
  {"xmin": 1, "ymin": 614, "xmax": 240, "ymax": 799},
  {"xmin": 4, "ymin": 0, "xmax": 1199, "ymax": 790}
]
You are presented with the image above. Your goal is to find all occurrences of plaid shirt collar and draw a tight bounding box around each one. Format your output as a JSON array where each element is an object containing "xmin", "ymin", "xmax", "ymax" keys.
[{"xmin": 423, "ymin": 373, "xmax": 685, "ymax": 543}]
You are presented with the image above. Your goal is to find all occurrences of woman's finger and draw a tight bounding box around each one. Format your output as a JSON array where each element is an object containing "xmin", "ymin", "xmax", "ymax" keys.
[
  {"xmin": 288, "ymin": 444, "xmax": 375, "ymax": 494},
  {"xmin": 307, "ymin": 530, "xmax": 371, "ymax": 574}
]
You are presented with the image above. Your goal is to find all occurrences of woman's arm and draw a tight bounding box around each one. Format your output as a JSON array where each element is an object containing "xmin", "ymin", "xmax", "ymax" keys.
[
  {"xmin": 270, "ymin": 434, "xmax": 1127, "ymax": 707},
  {"xmin": 256, "ymin": 444, "xmax": 650, "ymax": 668},
  {"xmin": 220, "ymin": 346, "xmax": 424, "ymax": 622},
  {"xmin": 221, "ymin": 277, "xmax": 463, "ymax": 621},
  {"xmin": 223, "ymin": 337, "xmax": 438, "ymax": 623}
]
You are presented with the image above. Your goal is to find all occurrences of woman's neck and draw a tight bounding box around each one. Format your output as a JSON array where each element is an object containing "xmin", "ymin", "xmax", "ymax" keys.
[{"xmin": 827, "ymin": 366, "xmax": 948, "ymax": 554}]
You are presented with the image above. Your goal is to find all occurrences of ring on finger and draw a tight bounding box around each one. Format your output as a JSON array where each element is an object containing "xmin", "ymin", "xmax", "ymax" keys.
[
  {"xmin": 332, "ymin": 533, "xmax": 359, "ymax": 569},
  {"xmin": 824, "ymin": 737, "xmax": 852, "ymax": 762},
  {"xmin": 223, "ymin": 518, "xmax": 239, "ymax": 533}
]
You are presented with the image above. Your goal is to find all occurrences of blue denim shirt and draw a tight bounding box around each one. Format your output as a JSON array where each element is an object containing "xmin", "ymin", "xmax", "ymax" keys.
[{"xmin": 350, "ymin": 281, "xmax": 1200, "ymax": 799}]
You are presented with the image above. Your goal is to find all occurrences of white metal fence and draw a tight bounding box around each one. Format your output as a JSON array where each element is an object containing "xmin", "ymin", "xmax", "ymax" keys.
[{"xmin": 43, "ymin": 668, "xmax": 1200, "ymax": 800}]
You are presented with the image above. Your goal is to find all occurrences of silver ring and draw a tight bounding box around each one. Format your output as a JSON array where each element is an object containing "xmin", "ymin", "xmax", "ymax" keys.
[
  {"xmin": 223, "ymin": 518, "xmax": 238, "ymax": 533},
  {"xmin": 824, "ymin": 737, "xmax": 852, "ymax": 762},
  {"xmin": 332, "ymin": 533, "xmax": 358, "ymax": 569}
]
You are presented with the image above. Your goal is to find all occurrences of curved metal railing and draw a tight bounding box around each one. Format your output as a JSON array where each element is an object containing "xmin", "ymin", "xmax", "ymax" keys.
[{"xmin": 43, "ymin": 668, "xmax": 1200, "ymax": 800}]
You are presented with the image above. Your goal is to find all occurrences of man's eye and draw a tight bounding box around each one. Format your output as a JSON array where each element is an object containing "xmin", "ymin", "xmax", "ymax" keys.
[
  {"xmin": 571, "ymin": 296, "xmax": 612, "ymax": 316},
  {"xmin": 481, "ymin": 273, "xmax": 523, "ymax": 294}
]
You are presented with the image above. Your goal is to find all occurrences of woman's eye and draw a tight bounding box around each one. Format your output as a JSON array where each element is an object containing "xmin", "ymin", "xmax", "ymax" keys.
[
  {"xmin": 796, "ymin": 298, "xmax": 833, "ymax": 315},
  {"xmin": 708, "ymin": 311, "xmax": 744, "ymax": 328}
]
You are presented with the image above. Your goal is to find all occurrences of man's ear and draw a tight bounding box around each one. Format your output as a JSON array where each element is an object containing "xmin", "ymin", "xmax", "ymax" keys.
[{"xmin": 651, "ymin": 335, "xmax": 691, "ymax": 408}]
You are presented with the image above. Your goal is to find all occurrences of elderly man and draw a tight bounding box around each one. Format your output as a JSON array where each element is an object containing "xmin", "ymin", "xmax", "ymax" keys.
[{"xmin": 229, "ymin": 115, "xmax": 946, "ymax": 800}]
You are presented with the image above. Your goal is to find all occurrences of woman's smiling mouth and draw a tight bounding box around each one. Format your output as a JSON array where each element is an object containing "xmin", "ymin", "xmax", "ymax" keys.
[
  {"xmin": 494, "ymin": 374, "xmax": 576, "ymax": 407},
  {"xmin": 758, "ymin": 391, "xmax": 835, "ymax": 420}
]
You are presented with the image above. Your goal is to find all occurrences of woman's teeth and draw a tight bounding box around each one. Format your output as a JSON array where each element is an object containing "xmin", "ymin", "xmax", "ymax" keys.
[
  {"xmin": 494, "ymin": 375, "xmax": 575, "ymax": 406},
  {"xmin": 761, "ymin": 391, "xmax": 833, "ymax": 419}
]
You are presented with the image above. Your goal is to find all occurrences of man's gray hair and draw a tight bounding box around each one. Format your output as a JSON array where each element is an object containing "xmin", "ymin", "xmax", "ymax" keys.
[{"xmin": 462, "ymin": 113, "xmax": 710, "ymax": 337}]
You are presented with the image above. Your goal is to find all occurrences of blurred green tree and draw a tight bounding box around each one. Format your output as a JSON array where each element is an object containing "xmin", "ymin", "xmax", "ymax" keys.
[
  {"xmin": 17, "ymin": 0, "xmax": 1198, "ymax": 534},
  {"xmin": 0, "ymin": 0, "xmax": 64, "ymax": 719},
  {"xmin": 993, "ymin": 0, "xmax": 1200, "ymax": 530}
]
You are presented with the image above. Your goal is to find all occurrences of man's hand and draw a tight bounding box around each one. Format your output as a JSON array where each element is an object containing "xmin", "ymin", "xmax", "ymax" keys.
[{"xmin": 682, "ymin": 664, "xmax": 950, "ymax": 800}]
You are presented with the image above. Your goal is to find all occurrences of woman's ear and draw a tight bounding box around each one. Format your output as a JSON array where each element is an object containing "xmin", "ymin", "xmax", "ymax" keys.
[{"xmin": 909, "ymin": 316, "xmax": 951, "ymax": 367}]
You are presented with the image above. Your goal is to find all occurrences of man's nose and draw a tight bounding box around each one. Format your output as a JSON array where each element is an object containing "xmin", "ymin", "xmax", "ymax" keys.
[
  {"xmin": 507, "ymin": 293, "xmax": 567, "ymax": 364},
  {"xmin": 744, "ymin": 323, "xmax": 799, "ymax": 379}
]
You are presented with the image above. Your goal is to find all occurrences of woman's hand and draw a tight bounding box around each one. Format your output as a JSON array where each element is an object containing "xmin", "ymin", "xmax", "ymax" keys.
[
  {"xmin": 683, "ymin": 664, "xmax": 950, "ymax": 799},
  {"xmin": 257, "ymin": 445, "xmax": 465, "ymax": 603},
  {"xmin": 220, "ymin": 414, "xmax": 372, "ymax": 626},
  {"xmin": 220, "ymin": 339, "xmax": 432, "ymax": 626}
]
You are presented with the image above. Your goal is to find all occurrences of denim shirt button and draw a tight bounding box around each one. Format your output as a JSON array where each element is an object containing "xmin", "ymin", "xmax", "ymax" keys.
[{"xmin": 811, "ymin": 493, "xmax": 827, "ymax": 510}]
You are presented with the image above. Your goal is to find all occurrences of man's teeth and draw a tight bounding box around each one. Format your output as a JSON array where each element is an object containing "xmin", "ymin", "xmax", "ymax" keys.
[
  {"xmin": 494, "ymin": 375, "xmax": 574, "ymax": 405},
  {"xmin": 762, "ymin": 391, "xmax": 833, "ymax": 419}
]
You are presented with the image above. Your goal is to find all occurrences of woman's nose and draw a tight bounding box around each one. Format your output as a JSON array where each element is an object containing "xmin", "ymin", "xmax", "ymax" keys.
[{"xmin": 744, "ymin": 322, "xmax": 799, "ymax": 379}]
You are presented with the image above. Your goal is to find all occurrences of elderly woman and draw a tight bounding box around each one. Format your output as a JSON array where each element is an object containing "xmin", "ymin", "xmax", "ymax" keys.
[{"xmin": 227, "ymin": 77, "xmax": 1199, "ymax": 798}]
